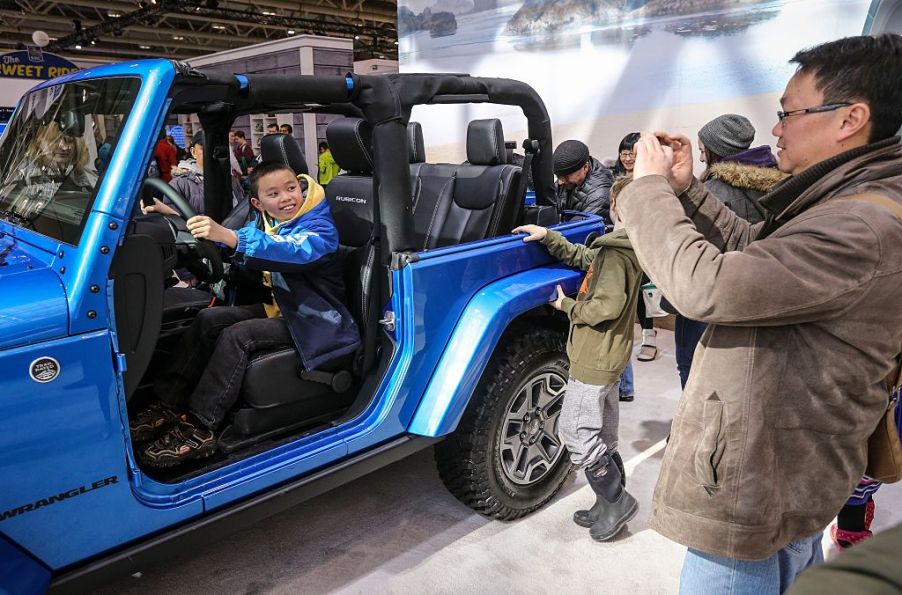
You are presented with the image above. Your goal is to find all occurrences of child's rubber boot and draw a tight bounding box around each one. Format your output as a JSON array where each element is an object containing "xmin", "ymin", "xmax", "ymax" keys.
[{"xmin": 573, "ymin": 452, "xmax": 637, "ymax": 538}]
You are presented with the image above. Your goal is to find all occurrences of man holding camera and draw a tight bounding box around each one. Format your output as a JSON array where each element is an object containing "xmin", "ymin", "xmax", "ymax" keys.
[{"xmin": 619, "ymin": 34, "xmax": 902, "ymax": 592}]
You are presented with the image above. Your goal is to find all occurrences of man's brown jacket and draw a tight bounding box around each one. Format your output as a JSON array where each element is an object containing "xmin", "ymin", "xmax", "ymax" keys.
[{"xmin": 618, "ymin": 138, "xmax": 902, "ymax": 560}]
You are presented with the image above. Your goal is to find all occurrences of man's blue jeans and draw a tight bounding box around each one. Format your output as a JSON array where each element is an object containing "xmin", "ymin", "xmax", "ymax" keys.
[
  {"xmin": 679, "ymin": 533, "xmax": 823, "ymax": 595},
  {"xmin": 619, "ymin": 361, "xmax": 634, "ymax": 397},
  {"xmin": 674, "ymin": 315, "xmax": 708, "ymax": 389}
]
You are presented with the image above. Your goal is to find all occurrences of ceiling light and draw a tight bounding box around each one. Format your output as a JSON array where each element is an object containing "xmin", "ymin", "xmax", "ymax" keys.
[
  {"xmin": 139, "ymin": 44, "xmax": 151, "ymax": 49},
  {"xmin": 394, "ymin": 40, "xmax": 399, "ymax": 45},
  {"xmin": 74, "ymin": 43, "xmax": 82, "ymax": 49},
  {"xmin": 212, "ymin": 24, "xmax": 226, "ymax": 30},
  {"xmin": 90, "ymin": 39, "xmax": 97, "ymax": 45},
  {"xmin": 262, "ymin": 10, "xmax": 276, "ymax": 16},
  {"xmin": 172, "ymin": 35, "xmax": 184, "ymax": 41},
  {"xmin": 107, "ymin": 10, "xmax": 122, "ymax": 17},
  {"xmin": 354, "ymin": 34, "xmax": 361, "ymax": 40},
  {"xmin": 287, "ymin": 28, "xmax": 296, "ymax": 35}
]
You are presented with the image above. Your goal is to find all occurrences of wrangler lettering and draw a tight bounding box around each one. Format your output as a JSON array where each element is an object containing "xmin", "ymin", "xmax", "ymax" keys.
[{"xmin": 0, "ymin": 476, "xmax": 118, "ymax": 522}]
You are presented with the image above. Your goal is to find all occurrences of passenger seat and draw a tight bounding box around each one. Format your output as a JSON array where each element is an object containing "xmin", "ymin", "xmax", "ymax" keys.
[{"xmin": 323, "ymin": 118, "xmax": 380, "ymax": 377}]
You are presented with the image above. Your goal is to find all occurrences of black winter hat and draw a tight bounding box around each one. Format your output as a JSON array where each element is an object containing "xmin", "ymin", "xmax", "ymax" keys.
[
  {"xmin": 191, "ymin": 130, "xmax": 205, "ymax": 148},
  {"xmin": 553, "ymin": 140, "xmax": 590, "ymax": 176}
]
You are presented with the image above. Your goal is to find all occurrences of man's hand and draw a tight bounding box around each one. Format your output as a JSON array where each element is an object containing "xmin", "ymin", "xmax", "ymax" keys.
[
  {"xmin": 512, "ymin": 224, "xmax": 548, "ymax": 242},
  {"xmin": 141, "ymin": 197, "xmax": 179, "ymax": 217},
  {"xmin": 186, "ymin": 215, "xmax": 238, "ymax": 249},
  {"xmin": 550, "ymin": 284, "xmax": 566, "ymax": 310},
  {"xmin": 634, "ymin": 131, "xmax": 695, "ymax": 194}
]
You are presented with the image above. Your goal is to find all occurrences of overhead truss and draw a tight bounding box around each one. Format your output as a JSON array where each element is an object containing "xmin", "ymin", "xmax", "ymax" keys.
[{"xmin": 0, "ymin": 0, "xmax": 398, "ymax": 61}]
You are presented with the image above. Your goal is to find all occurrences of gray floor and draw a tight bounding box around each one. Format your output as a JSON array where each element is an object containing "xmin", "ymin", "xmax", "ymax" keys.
[{"xmin": 97, "ymin": 328, "xmax": 902, "ymax": 594}]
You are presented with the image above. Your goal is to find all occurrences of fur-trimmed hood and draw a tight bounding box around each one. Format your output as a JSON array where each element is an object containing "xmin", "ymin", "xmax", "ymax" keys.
[{"xmin": 705, "ymin": 162, "xmax": 787, "ymax": 193}]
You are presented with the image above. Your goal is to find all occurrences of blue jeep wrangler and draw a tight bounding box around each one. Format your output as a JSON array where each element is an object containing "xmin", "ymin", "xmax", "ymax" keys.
[{"xmin": 0, "ymin": 60, "xmax": 603, "ymax": 593}]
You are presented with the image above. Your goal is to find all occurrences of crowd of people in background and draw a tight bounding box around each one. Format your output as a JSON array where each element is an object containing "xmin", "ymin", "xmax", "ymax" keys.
[{"xmin": 148, "ymin": 123, "xmax": 341, "ymax": 201}]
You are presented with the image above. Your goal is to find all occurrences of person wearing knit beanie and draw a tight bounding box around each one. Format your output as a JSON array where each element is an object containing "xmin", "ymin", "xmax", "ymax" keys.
[{"xmin": 697, "ymin": 113, "xmax": 755, "ymax": 161}]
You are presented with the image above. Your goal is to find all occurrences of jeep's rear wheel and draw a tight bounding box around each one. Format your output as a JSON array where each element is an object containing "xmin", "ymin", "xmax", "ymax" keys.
[{"xmin": 435, "ymin": 325, "xmax": 572, "ymax": 520}]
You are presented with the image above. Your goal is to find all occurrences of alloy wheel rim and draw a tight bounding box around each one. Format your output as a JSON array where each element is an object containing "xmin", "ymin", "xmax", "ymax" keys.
[{"xmin": 498, "ymin": 371, "xmax": 567, "ymax": 486}]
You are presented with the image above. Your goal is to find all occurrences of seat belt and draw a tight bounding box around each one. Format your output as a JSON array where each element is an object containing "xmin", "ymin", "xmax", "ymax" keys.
[{"xmin": 516, "ymin": 139, "xmax": 538, "ymax": 206}]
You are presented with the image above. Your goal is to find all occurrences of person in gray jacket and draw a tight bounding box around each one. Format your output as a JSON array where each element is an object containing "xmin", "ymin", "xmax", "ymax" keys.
[
  {"xmin": 553, "ymin": 140, "xmax": 614, "ymax": 226},
  {"xmin": 673, "ymin": 115, "xmax": 788, "ymax": 389},
  {"xmin": 698, "ymin": 113, "xmax": 787, "ymax": 225},
  {"xmin": 168, "ymin": 130, "xmax": 207, "ymax": 214},
  {"xmin": 162, "ymin": 131, "xmax": 243, "ymax": 215}
]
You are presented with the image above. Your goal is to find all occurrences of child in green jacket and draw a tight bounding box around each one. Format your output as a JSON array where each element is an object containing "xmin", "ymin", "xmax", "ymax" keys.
[{"xmin": 513, "ymin": 177, "xmax": 642, "ymax": 542}]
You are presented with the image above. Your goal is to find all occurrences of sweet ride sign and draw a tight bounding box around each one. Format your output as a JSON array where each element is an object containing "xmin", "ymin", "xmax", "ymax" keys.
[{"xmin": 0, "ymin": 50, "xmax": 79, "ymax": 80}]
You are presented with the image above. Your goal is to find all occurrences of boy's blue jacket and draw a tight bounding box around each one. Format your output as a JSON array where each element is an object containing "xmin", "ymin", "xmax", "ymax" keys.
[{"xmin": 232, "ymin": 198, "xmax": 360, "ymax": 371}]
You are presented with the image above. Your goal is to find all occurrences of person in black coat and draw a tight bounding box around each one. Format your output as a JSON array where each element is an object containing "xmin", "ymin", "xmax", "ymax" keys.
[{"xmin": 553, "ymin": 140, "xmax": 614, "ymax": 226}]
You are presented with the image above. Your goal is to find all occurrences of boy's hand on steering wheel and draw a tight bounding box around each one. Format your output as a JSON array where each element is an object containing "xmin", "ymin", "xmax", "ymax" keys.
[
  {"xmin": 187, "ymin": 215, "xmax": 239, "ymax": 249},
  {"xmin": 142, "ymin": 197, "xmax": 179, "ymax": 217}
]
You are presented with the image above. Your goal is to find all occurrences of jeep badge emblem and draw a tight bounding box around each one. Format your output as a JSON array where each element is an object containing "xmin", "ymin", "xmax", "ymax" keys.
[{"xmin": 30, "ymin": 357, "xmax": 60, "ymax": 383}]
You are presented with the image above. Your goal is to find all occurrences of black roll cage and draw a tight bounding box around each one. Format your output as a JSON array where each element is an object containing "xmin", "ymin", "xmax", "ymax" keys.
[{"xmin": 169, "ymin": 65, "xmax": 555, "ymax": 259}]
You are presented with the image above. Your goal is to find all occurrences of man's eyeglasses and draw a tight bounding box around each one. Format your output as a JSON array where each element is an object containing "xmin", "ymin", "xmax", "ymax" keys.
[
  {"xmin": 776, "ymin": 102, "xmax": 851, "ymax": 122},
  {"xmin": 619, "ymin": 151, "xmax": 636, "ymax": 159}
]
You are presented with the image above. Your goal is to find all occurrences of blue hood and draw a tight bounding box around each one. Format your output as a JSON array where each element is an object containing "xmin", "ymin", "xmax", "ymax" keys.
[{"xmin": 0, "ymin": 237, "xmax": 68, "ymax": 350}]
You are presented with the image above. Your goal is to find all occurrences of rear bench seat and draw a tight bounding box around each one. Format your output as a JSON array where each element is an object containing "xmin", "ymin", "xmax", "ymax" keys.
[{"xmin": 408, "ymin": 118, "xmax": 523, "ymax": 251}]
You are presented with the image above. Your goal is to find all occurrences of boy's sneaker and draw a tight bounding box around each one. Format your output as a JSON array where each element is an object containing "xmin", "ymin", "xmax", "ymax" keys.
[
  {"xmin": 130, "ymin": 403, "xmax": 180, "ymax": 443},
  {"xmin": 830, "ymin": 524, "xmax": 873, "ymax": 551},
  {"xmin": 140, "ymin": 416, "xmax": 217, "ymax": 468}
]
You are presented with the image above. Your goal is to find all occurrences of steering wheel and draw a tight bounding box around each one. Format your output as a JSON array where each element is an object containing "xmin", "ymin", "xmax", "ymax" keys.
[
  {"xmin": 139, "ymin": 177, "xmax": 224, "ymax": 283},
  {"xmin": 141, "ymin": 176, "xmax": 196, "ymax": 218}
]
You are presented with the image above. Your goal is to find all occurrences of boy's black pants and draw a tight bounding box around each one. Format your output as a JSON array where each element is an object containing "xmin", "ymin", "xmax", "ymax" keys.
[{"xmin": 155, "ymin": 304, "xmax": 293, "ymax": 431}]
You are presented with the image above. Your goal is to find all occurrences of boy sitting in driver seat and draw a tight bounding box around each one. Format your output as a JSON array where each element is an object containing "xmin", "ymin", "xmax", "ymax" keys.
[{"xmin": 131, "ymin": 161, "xmax": 360, "ymax": 467}]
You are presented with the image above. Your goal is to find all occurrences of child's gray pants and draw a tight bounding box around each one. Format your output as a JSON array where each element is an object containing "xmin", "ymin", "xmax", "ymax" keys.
[{"xmin": 558, "ymin": 377, "xmax": 620, "ymax": 468}]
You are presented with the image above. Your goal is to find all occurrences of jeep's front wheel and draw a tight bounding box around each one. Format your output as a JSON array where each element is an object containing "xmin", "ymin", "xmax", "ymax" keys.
[{"xmin": 434, "ymin": 326, "xmax": 572, "ymax": 520}]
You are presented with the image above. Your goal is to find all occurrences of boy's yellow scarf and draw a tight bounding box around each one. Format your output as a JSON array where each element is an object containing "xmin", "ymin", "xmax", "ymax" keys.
[{"xmin": 262, "ymin": 174, "xmax": 325, "ymax": 318}]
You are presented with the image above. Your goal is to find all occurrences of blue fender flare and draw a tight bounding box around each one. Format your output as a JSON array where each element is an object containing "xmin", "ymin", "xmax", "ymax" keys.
[{"xmin": 408, "ymin": 265, "xmax": 581, "ymax": 437}]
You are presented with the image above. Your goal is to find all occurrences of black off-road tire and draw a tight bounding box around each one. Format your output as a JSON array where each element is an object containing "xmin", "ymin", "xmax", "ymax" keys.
[{"xmin": 434, "ymin": 325, "xmax": 572, "ymax": 520}]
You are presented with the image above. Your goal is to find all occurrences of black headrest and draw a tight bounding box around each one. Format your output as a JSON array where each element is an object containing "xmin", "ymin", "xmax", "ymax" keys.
[
  {"xmin": 260, "ymin": 133, "xmax": 308, "ymax": 176},
  {"xmin": 408, "ymin": 121, "xmax": 426, "ymax": 163},
  {"xmin": 326, "ymin": 118, "xmax": 374, "ymax": 175},
  {"xmin": 466, "ymin": 119, "xmax": 506, "ymax": 166}
]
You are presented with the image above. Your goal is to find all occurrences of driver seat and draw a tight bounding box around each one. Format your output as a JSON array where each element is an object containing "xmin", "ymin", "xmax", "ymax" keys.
[{"xmin": 218, "ymin": 128, "xmax": 370, "ymax": 452}]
